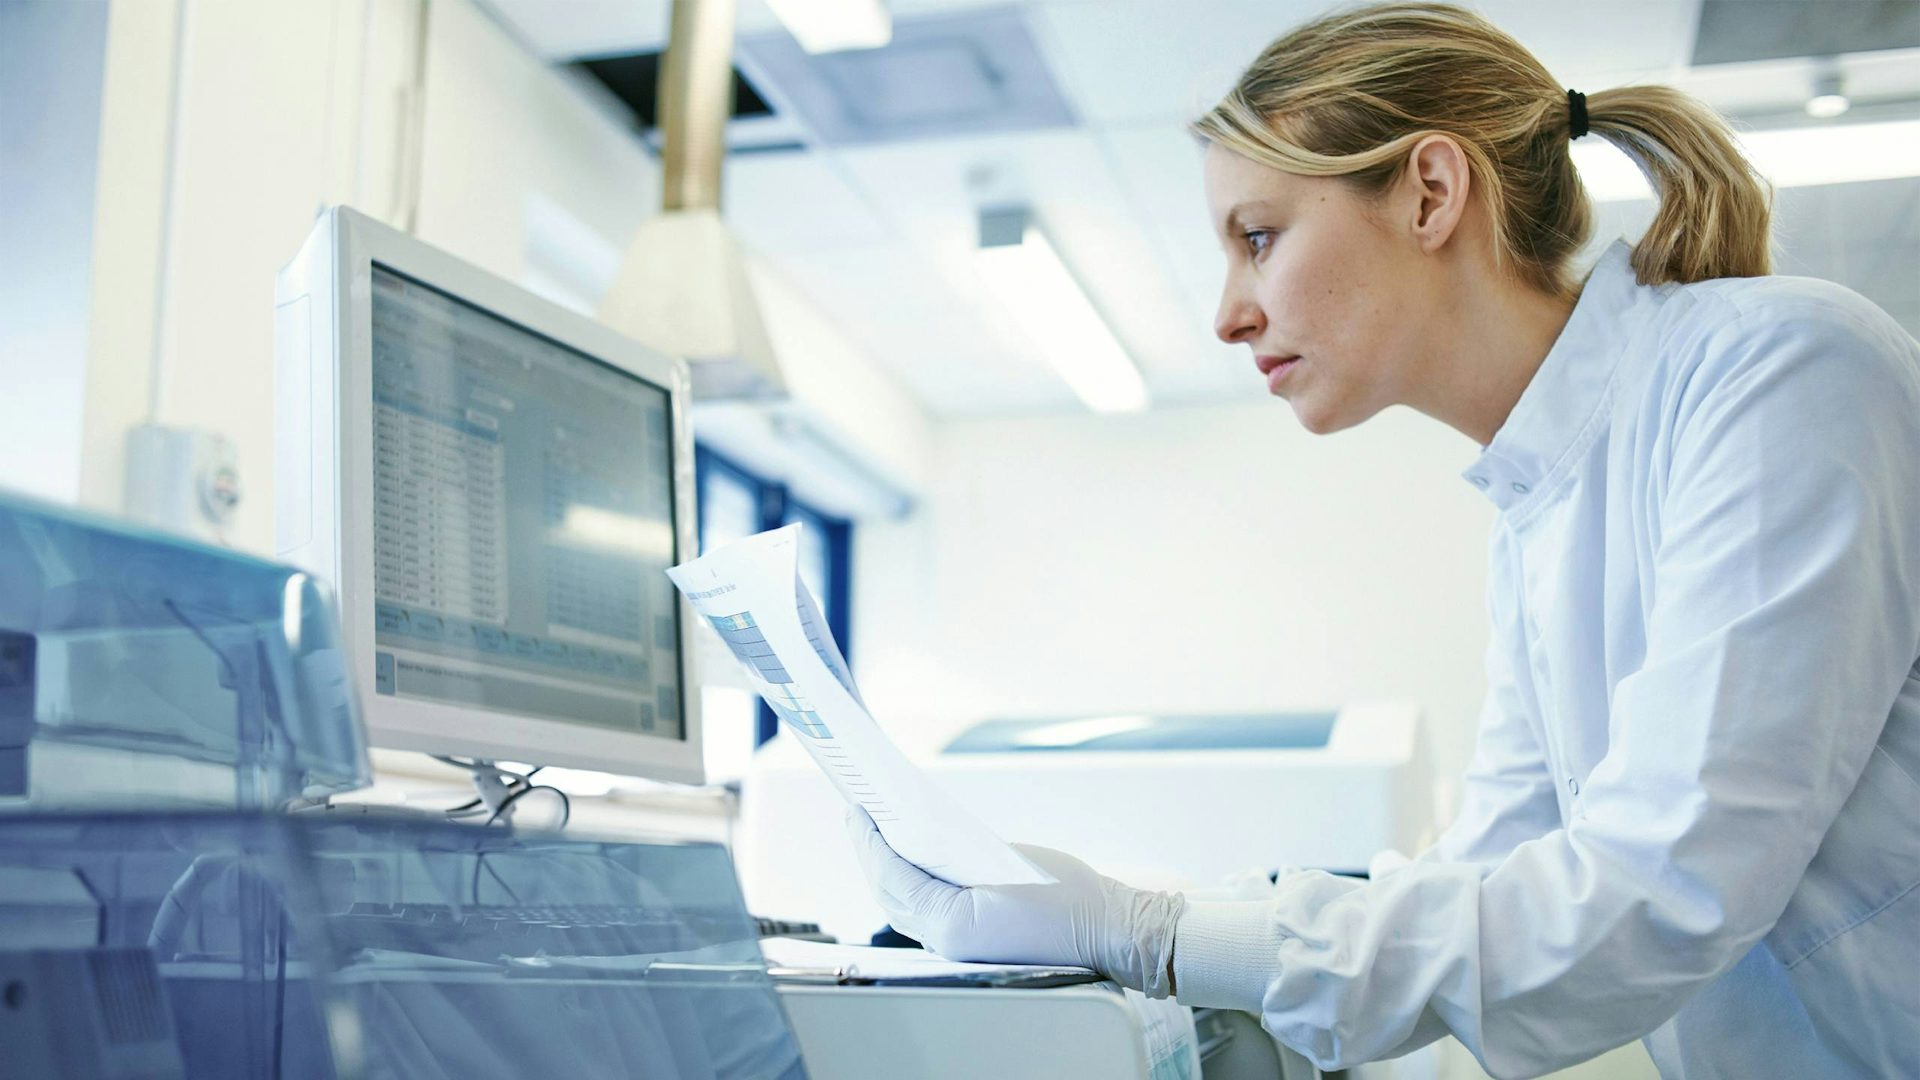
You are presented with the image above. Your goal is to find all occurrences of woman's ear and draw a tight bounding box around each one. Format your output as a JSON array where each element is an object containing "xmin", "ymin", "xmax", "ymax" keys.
[{"xmin": 1400, "ymin": 134, "xmax": 1473, "ymax": 253}]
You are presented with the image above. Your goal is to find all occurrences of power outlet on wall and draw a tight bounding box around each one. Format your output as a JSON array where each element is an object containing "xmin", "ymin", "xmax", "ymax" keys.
[{"xmin": 124, "ymin": 423, "xmax": 241, "ymax": 545}]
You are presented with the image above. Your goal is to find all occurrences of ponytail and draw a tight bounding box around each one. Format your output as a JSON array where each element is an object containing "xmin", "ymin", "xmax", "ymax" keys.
[
  {"xmin": 1194, "ymin": 3, "xmax": 1774, "ymax": 293},
  {"xmin": 1586, "ymin": 85, "xmax": 1773, "ymax": 285}
]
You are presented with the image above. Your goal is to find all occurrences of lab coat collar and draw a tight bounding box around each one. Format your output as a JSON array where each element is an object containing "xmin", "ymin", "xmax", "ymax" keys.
[{"xmin": 1462, "ymin": 240, "xmax": 1638, "ymax": 513}]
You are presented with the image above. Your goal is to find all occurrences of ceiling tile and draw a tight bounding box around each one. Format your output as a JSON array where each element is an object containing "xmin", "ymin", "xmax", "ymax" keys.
[
  {"xmin": 1472, "ymin": 0, "xmax": 1699, "ymax": 86},
  {"xmin": 724, "ymin": 152, "xmax": 893, "ymax": 252},
  {"xmin": 1028, "ymin": 0, "xmax": 1316, "ymax": 125},
  {"xmin": 1096, "ymin": 122, "xmax": 1251, "ymax": 399},
  {"xmin": 757, "ymin": 245, "xmax": 1081, "ymax": 416},
  {"xmin": 1668, "ymin": 44, "xmax": 1920, "ymax": 118},
  {"xmin": 830, "ymin": 128, "xmax": 1214, "ymax": 407}
]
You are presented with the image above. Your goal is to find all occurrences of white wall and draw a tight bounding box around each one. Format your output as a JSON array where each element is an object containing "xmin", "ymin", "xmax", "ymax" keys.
[
  {"xmin": 0, "ymin": 1, "xmax": 109, "ymax": 504},
  {"xmin": 747, "ymin": 261, "xmax": 935, "ymax": 493},
  {"xmin": 80, "ymin": 0, "xmax": 610, "ymax": 549},
  {"xmin": 79, "ymin": 0, "xmax": 378, "ymax": 539},
  {"xmin": 858, "ymin": 400, "xmax": 1497, "ymax": 787},
  {"xmin": 71, "ymin": 0, "xmax": 931, "ymax": 557},
  {"xmin": 411, "ymin": 0, "xmax": 656, "ymax": 297}
]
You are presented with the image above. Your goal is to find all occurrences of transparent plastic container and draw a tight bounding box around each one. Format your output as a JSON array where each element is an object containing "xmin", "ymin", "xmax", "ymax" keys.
[
  {"xmin": 0, "ymin": 491, "xmax": 369, "ymax": 809},
  {"xmin": 0, "ymin": 811, "xmax": 806, "ymax": 1079}
]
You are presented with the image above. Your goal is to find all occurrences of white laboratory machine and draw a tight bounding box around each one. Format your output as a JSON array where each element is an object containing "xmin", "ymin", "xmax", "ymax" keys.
[
  {"xmin": 740, "ymin": 705, "xmax": 1435, "ymax": 1079},
  {"xmin": 738, "ymin": 703, "xmax": 1432, "ymax": 948},
  {"xmin": 0, "ymin": 491, "xmax": 807, "ymax": 1080}
]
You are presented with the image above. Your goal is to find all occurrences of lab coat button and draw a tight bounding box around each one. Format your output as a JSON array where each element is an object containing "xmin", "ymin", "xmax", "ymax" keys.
[
  {"xmin": 1512, "ymin": 481, "xmax": 1531, "ymax": 494},
  {"xmin": 1568, "ymin": 777, "xmax": 1580, "ymax": 796},
  {"xmin": 1471, "ymin": 475, "xmax": 1490, "ymax": 489}
]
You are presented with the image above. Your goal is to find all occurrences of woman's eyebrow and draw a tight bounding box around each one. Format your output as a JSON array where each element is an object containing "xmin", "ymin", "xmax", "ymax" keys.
[{"xmin": 1221, "ymin": 200, "xmax": 1277, "ymax": 235}]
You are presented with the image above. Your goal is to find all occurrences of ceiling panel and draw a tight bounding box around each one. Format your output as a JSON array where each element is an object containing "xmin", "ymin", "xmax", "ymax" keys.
[
  {"xmin": 1673, "ymin": 46, "xmax": 1920, "ymax": 118},
  {"xmin": 1692, "ymin": 0, "xmax": 1920, "ymax": 65},
  {"xmin": 829, "ymin": 124, "xmax": 1250, "ymax": 409},
  {"xmin": 723, "ymin": 151, "xmax": 893, "ymax": 252},
  {"xmin": 491, "ymin": 0, "xmax": 1080, "ymax": 60},
  {"xmin": 1028, "ymin": 0, "xmax": 1311, "ymax": 125},
  {"xmin": 1472, "ymin": 0, "xmax": 1699, "ymax": 86},
  {"xmin": 758, "ymin": 243, "xmax": 1082, "ymax": 414},
  {"xmin": 1097, "ymin": 122, "xmax": 1258, "ymax": 401}
]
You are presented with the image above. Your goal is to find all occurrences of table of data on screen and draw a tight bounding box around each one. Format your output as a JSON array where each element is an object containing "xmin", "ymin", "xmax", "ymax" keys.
[{"xmin": 372, "ymin": 386, "xmax": 510, "ymax": 626}]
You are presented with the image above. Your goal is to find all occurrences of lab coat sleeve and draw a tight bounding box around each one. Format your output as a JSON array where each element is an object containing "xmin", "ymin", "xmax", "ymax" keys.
[
  {"xmin": 1420, "ymin": 534, "xmax": 1562, "ymax": 870},
  {"xmin": 1173, "ymin": 303, "xmax": 1920, "ymax": 1077}
]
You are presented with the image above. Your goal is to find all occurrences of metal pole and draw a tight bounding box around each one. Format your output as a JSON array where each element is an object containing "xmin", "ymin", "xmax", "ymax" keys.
[{"xmin": 657, "ymin": 0, "xmax": 735, "ymax": 212}]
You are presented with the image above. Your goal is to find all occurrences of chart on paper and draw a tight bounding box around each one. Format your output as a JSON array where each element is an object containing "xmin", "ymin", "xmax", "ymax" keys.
[
  {"xmin": 698, "ymin": 595, "xmax": 906, "ymax": 831},
  {"xmin": 707, "ymin": 612, "xmax": 837, "ymax": 742},
  {"xmin": 666, "ymin": 525, "xmax": 1047, "ymax": 886}
]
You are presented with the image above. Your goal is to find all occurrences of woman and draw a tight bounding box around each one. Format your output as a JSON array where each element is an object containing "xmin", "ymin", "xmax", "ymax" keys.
[{"xmin": 846, "ymin": 4, "xmax": 1920, "ymax": 1077}]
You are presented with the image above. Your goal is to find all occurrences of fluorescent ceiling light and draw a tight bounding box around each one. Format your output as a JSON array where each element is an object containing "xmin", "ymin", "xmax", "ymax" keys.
[
  {"xmin": 1804, "ymin": 93, "xmax": 1851, "ymax": 119},
  {"xmin": 975, "ymin": 209, "xmax": 1150, "ymax": 414},
  {"xmin": 1573, "ymin": 118, "xmax": 1920, "ymax": 202},
  {"xmin": 763, "ymin": 0, "xmax": 892, "ymax": 54}
]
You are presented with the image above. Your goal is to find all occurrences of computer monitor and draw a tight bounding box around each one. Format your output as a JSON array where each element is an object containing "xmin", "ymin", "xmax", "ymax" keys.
[{"xmin": 274, "ymin": 207, "xmax": 702, "ymax": 783}]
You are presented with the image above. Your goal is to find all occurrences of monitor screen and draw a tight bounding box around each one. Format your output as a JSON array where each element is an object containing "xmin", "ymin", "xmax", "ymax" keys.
[{"xmin": 366, "ymin": 265, "xmax": 683, "ymax": 742}]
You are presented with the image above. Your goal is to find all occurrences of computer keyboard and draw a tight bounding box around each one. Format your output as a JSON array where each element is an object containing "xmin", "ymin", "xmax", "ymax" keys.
[{"xmin": 753, "ymin": 916, "xmax": 833, "ymax": 942}]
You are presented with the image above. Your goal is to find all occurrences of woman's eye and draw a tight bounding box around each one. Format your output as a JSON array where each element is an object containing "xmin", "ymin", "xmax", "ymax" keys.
[{"xmin": 1243, "ymin": 229, "xmax": 1276, "ymax": 258}]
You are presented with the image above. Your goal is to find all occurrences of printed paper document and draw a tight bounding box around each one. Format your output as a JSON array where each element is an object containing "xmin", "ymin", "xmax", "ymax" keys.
[{"xmin": 666, "ymin": 525, "xmax": 1048, "ymax": 886}]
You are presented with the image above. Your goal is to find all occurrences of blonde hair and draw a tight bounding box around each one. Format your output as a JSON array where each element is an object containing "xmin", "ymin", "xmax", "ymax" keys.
[{"xmin": 1194, "ymin": 2, "xmax": 1772, "ymax": 296}]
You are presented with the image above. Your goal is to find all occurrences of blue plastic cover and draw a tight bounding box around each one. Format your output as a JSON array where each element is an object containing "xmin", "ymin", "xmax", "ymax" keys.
[
  {"xmin": 0, "ymin": 491, "xmax": 369, "ymax": 808},
  {"xmin": 0, "ymin": 811, "xmax": 806, "ymax": 1079},
  {"xmin": 942, "ymin": 712, "xmax": 1339, "ymax": 753}
]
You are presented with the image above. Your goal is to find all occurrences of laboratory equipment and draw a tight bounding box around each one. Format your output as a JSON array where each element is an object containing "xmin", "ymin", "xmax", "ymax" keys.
[
  {"xmin": 0, "ymin": 489, "xmax": 368, "ymax": 811},
  {"xmin": 737, "ymin": 703, "xmax": 1431, "ymax": 946},
  {"xmin": 275, "ymin": 207, "xmax": 703, "ymax": 782},
  {"xmin": 0, "ymin": 491, "xmax": 815, "ymax": 1078},
  {"xmin": 0, "ymin": 810, "xmax": 806, "ymax": 1079}
]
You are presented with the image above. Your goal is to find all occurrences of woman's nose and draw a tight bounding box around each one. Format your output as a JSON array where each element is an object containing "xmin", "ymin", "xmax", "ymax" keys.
[{"xmin": 1214, "ymin": 289, "xmax": 1264, "ymax": 345}]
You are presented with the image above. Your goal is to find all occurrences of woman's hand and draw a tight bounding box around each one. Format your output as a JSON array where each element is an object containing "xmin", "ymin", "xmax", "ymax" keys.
[{"xmin": 843, "ymin": 806, "xmax": 1185, "ymax": 997}]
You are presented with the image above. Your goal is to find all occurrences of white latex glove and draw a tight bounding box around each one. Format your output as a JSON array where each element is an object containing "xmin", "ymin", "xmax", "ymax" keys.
[{"xmin": 844, "ymin": 806, "xmax": 1185, "ymax": 998}]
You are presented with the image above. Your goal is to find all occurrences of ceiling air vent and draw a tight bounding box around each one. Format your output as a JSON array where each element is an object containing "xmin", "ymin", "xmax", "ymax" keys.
[
  {"xmin": 735, "ymin": 7, "xmax": 1076, "ymax": 147},
  {"xmin": 572, "ymin": 52, "xmax": 775, "ymax": 130}
]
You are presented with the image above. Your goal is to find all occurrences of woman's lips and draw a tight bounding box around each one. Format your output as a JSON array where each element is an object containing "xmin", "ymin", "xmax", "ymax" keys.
[{"xmin": 1256, "ymin": 355, "xmax": 1300, "ymax": 392}]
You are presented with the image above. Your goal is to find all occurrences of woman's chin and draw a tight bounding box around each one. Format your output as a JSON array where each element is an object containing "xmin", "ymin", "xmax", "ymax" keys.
[
  {"xmin": 1290, "ymin": 397, "xmax": 1346, "ymax": 435},
  {"xmin": 1291, "ymin": 396, "xmax": 1379, "ymax": 436}
]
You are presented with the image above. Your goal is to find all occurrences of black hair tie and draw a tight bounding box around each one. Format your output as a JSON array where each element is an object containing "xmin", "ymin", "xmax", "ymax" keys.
[{"xmin": 1567, "ymin": 89, "xmax": 1589, "ymax": 140}]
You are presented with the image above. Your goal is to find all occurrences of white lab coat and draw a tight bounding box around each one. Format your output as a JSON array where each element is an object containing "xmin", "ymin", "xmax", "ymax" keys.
[{"xmin": 1171, "ymin": 242, "xmax": 1920, "ymax": 1078}]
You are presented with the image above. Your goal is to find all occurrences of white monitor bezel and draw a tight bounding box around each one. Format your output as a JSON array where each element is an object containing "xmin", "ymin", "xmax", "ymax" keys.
[{"xmin": 275, "ymin": 206, "xmax": 704, "ymax": 784}]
